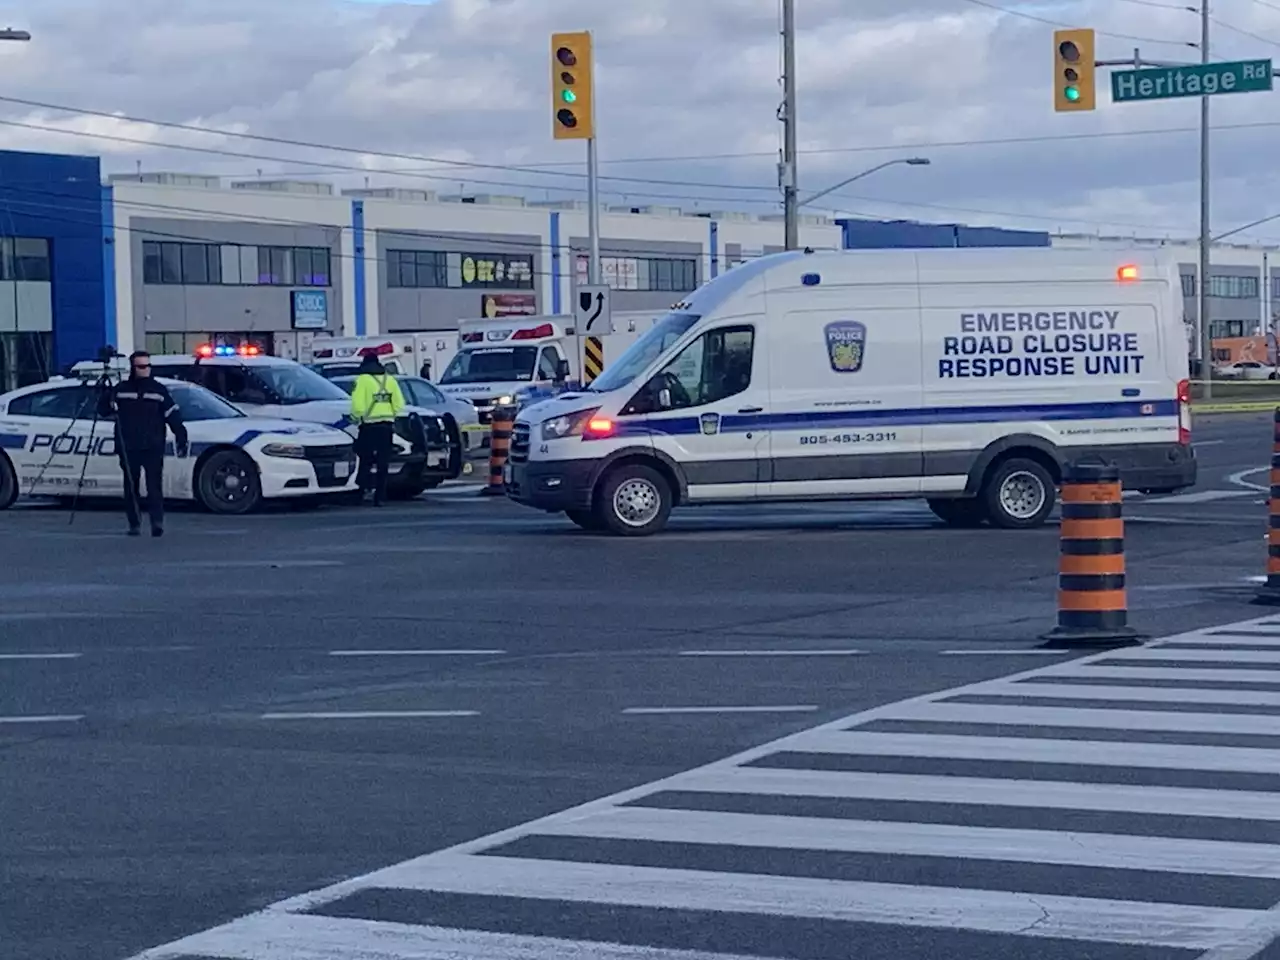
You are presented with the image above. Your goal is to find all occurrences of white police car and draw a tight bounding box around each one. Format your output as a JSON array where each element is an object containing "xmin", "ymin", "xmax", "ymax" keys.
[{"xmin": 0, "ymin": 376, "xmax": 358, "ymax": 514}]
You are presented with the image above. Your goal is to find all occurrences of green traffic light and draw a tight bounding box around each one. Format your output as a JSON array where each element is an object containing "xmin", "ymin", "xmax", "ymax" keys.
[
  {"xmin": 1064, "ymin": 86, "xmax": 1080, "ymax": 101},
  {"xmin": 561, "ymin": 89, "xmax": 576, "ymax": 103}
]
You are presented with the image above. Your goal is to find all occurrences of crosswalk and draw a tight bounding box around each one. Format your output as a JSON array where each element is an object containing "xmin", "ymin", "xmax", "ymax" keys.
[{"xmin": 131, "ymin": 614, "xmax": 1280, "ymax": 960}]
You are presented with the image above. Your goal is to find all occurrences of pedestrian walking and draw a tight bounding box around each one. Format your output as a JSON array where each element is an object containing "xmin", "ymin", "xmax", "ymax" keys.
[
  {"xmin": 98, "ymin": 350, "xmax": 188, "ymax": 536},
  {"xmin": 349, "ymin": 353, "xmax": 405, "ymax": 505}
]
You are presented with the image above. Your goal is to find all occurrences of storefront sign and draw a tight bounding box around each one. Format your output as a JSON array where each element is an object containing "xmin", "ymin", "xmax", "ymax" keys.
[
  {"xmin": 482, "ymin": 293, "xmax": 537, "ymax": 317},
  {"xmin": 460, "ymin": 253, "xmax": 534, "ymax": 288},
  {"xmin": 291, "ymin": 290, "xmax": 328, "ymax": 330}
]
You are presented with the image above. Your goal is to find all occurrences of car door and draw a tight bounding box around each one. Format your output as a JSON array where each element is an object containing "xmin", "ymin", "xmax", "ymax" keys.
[
  {"xmin": 3, "ymin": 385, "xmax": 117, "ymax": 497},
  {"xmin": 632, "ymin": 323, "xmax": 766, "ymax": 501}
]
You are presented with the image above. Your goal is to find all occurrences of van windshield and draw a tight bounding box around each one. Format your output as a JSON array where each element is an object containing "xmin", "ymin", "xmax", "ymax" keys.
[
  {"xmin": 587, "ymin": 312, "xmax": 700, "ymax": 392},
  {"xmin": 440, "ymin": 346, "xmax": 537, "ymax": 385}
]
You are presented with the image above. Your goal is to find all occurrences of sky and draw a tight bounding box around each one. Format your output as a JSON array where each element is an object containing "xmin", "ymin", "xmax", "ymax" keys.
[{"xmin": 1, "ymin": 0, "xmax": 1280, "ymax": 243}]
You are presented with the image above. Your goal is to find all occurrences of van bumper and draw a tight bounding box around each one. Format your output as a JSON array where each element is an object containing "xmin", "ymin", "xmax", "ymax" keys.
[
  {"xmin": 1077, "ymin": 441, "xmax": 1196, "ymax": 493},
  {"xmin": 505, "ymin": 458, "xmax": 596, "ymax": 511}
]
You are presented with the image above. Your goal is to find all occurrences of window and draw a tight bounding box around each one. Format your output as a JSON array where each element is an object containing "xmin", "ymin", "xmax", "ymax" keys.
[
  {"xmin": 1210, "ymin": 320, "xmax": 1246, "ymax": 338},
  {"xmin": 143, "ymin": 242, "xmax": 328, "ymax": 285},
  {"xmin": 11, "ymin": 238, "xmax": 50, "ymax": 281},
  {"xmin": 7, "ymin": 386, "xmax": 86, "ymax": 420},
  {"xmin": 1208, "ymin": 275, "xmax": 1258, "ymax": 298},
  {"xmin": 1181, "ymin": 274, "xmax": 1195, "ymax": 297},
  {"xmin": 578, "ymin": 254, "xmax": 698, "ymax": 292},
  {"xmin": 167, "ymin": 384, "xmax": 245, "ymax": 421},
  {"xmin": 644, "ymin": 325, "xmax": 755, "ymax": 410},
  {"xmin": 536, "ymin": 347, "xmax": 562, "ymax": 381},
  {"xmin": 387, "ymin": 250, "xmax": 447, "ymax": 288},
  {"xmin": 439, "ymin": 346, "xmax": 538, "ymax": 384}
]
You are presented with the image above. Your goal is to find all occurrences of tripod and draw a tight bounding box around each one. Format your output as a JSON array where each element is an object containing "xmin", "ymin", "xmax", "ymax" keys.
[{"xmin": 67, "ymin": 362, "xmax": 135, "ymax": 527}]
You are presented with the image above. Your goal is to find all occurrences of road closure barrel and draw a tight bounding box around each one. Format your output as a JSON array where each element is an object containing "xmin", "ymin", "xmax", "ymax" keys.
[
  {"xmin": 1255, "ymin": 409, "xmax": 1280, "ymax": 605},
  {"xmin": 480, "ymin": 404, "xmax": 515, "ymax": 497},
  {"xmin": 1041, "ymin": 459, "xmax": 1144, "ymax": 647}
]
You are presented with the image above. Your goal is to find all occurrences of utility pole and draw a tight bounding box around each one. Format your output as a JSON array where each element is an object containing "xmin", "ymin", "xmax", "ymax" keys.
[
  {"xmin": 1198, "ymin": 0, "xmax": 1213, "ymax": 397},
  {"xmin": 780, "ymin": 0, "xmax": 799, "ymax": 250}
]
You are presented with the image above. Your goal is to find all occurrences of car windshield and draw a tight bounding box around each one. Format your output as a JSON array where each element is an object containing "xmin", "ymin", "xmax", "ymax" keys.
[
  {"xmin": 587, "ymin": 312, "xmax": 701, "ymax": 392},
  {"xmin": 253, "ymin": 363, "xmax": 351, "ymax": 404},
  {"xmin": 311, "ymin": 363, "xmax": 363, "ymax": 378},
  {"xmin": 440, "ymin": 346, "xmax": 537, "ymax": 385},
  {"xmin": 167, "ymin": 383, "xmax": 245, "ymax": 421},
  {"xmin": 329, "ymin": 377, "xmax": 357, "ymax": 396}
]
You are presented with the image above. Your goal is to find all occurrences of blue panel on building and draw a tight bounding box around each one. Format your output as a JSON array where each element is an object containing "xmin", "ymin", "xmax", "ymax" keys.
[
  {"xmin": 837, "ymin": 218, "xmax": 1048, "ymax": 250},
  {"xmin": 0, "ymin": 149, "xmax": 106, "ymax": 373}
]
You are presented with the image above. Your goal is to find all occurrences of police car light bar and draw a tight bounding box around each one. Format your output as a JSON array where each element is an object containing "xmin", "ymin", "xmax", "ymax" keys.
[
  {"xmin": 357, "ymin": 342, "xmax": 396, "ymax": 357},
  {"xmin": 196, "ymin": 343, "xmax": 261, "ymax": 358},
  {"xmin": 460, "ymin": 332, "xmax": 483, "ymax": 343}
]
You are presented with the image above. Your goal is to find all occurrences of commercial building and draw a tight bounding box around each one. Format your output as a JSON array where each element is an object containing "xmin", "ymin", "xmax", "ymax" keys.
[{"xmin": 18, "ymin": 144, "xmax": 1279, "ymax": 389}]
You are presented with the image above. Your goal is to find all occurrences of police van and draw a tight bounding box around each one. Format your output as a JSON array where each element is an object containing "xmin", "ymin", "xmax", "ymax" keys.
[{"xmin": 504, "ymin": 247, "xmax": 1196, "ymax": 536}]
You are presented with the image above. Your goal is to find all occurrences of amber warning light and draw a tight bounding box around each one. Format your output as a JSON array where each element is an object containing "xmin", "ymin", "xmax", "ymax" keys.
[{"xmin": 1117, "ymin": 264, "xmax": 1140, "ymax": 282}]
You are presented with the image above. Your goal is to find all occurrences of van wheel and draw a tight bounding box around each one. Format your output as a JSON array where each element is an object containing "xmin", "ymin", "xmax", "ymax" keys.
[
  {"xmin": 565, "ymin": 508, "xmax": 603, "ymax": 532},
  {"xmin": 595, "ymin": 463, "xmax": 672, "ymax": 537},
  {"xmin": 927, "ymin": 497, "xmax": 985, "ymax": 527},
  {"xmin": 982, "ymin": 458, "xmax": 1056, "ymax": 529},
  {"xmin": 0, "ymin": 453, "xmax": 17, "ymax": 509},
  {"xmin": 197, "ymin": 450, "xmax": 262, "ymax": 515}
]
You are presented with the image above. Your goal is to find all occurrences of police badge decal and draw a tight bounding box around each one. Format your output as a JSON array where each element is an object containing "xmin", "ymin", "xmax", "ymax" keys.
[{"xmin": 824, "ymin": 320, "xmax": 866, "ymax": 373}]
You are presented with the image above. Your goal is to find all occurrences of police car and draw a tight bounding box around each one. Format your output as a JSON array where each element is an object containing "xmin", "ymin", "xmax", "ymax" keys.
[
  {"xmin": 506, "ymin": 247, "xmax": 1197, "ymax": 536},
  {"xmin": 74, "ymin": 346, "xmax": 461, "ymax": 499},
  {"xmin": 0, "ymin": 375, "xmax": 358, "ymax": 514}
]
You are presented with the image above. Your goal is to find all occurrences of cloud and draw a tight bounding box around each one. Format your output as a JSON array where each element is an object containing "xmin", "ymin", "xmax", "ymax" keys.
[{"xmin": 2, "ymin": 0, "xmax": 1279, "ymax": 241}]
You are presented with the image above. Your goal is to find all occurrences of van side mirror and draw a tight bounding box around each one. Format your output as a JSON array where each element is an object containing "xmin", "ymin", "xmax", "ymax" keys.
[
  {"xmin": 554, "ymin": 359, "xmax": 570, "ymax": 382},
  {"xmin": 658, "ymin": 388, "xmax": 672, "ymax": 409}
]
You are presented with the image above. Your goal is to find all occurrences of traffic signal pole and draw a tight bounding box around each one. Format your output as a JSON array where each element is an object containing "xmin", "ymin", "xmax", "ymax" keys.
[
  {"xmin": 587, "ymin": 138, "xmax": 601, "ymax": 284},
  {"xmin": 1199, "ymin": 0, "xmax": 1212, "ymax": 397},
  {"xmin": 781, "ymin": 0, "xmax": 799, "ymax": 250}
]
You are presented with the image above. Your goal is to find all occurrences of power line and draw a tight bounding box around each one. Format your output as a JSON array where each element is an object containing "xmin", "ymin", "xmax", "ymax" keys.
[
  {"xmin": 1209, "ymin": 15, "xmax": 1280, "ymax": 46},
  {"xmin": 957, "ymin": 0, "xmax": 1198, "ymax": 45}
]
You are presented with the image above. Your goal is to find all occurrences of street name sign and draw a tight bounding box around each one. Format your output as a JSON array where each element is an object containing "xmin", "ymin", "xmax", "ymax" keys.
[{"xmin": 1111, "ymin": 59, "xmax": 1272, "ymax": 103}]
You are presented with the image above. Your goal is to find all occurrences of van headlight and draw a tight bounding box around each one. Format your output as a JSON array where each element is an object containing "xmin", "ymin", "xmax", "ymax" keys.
[
  {"xmin": 262, "ymin": 441, "xmax": 306, "ymax": 458},
  {"xmin": 541, "ymin": 407, "xmax": 599, "ymax": 440}
]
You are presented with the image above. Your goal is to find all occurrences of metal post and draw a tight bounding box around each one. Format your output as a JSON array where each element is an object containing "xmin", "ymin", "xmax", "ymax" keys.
[
  {"xmin": 1198, "ymin": 0, "xmax": 1212, "ymax": 396},
  {"xmin": 587, "ymin": 137, "xmax": 601, "ymax": 284},
  {"xmin": 781, "ymin": 0, "xmax": 799, "ymax": 250}
]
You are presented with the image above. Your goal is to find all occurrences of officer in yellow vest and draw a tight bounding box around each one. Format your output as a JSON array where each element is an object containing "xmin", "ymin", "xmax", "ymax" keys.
[{"xmin": 349, "ymin": 353, "xmax": 406, "ymax": 505}]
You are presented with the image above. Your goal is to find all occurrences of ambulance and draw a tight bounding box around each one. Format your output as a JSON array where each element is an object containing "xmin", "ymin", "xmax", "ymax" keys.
[
  {"xmin": 309, "ymin": 334, "xmax": 456, "ymax": 380},
  {"xmin": 504, "ymin": 247, "xmax": 1197, "ymax": 536},
  {"xmin": 436, "ymin": 313, "xmax": 661, "ymax": 424}
]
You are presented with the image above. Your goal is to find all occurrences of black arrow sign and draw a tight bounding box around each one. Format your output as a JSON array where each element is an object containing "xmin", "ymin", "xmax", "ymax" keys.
[{"xmin": 582, "ymin": 290, "xmax": 605, "ymax": 330}]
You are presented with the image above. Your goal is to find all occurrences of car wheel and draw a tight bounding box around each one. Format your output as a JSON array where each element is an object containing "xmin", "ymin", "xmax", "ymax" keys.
[
  {"xmin": 0, "ymin": 453, "xmax": 17, "ymax": 510},
  {"xmin": 981, "ymin": 457, "xmax": 1056, "ymax": 529},
  {"xmin": 565, "ymin": 508, "xmax": 603, "ymax": 531},
  {"xmin": 926, "ymin": 497, "xmax": 985, "ymax": 527},
  {"xmin": 594, "ymin": 462, "xmax": 672, "ymax": 537},
  {"xmin": 196, "ymin": 449, "xmax": 262, "ymax": 515},
  {"xmin": 388, "ymin": 480, "xmax": 428, "ymax": 500}
]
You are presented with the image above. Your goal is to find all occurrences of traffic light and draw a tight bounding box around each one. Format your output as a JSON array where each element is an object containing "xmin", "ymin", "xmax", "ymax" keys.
[
  {"xmin": 1053, "ymin": 28, "xmax": 1096, "ymax": 111},
  {"xmin": 552, "ymin": 31, "xmax": 595, "ymax": 140}
]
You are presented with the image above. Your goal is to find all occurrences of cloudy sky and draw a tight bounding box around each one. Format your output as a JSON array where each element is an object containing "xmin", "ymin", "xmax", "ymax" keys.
[{"xmin": 1, "ymin": 0, "xmax": 1279, "ymax": 243}]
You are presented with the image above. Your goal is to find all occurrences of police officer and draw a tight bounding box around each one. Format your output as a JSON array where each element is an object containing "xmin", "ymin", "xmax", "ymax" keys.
[
  {"xmin": 349, "ymin": 353, "xmax": 405, "ymax": 506},
  {"xmin": 98, "ymin": 350, "xmax": 188, "ymax": 536}
]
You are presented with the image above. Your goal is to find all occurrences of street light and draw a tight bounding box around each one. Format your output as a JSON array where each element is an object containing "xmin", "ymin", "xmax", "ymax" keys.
[
  {"xmin": 0, "ymin": 28, "xmax": 30, "ymax": 41},
  {"xmin": 797, "ymin": 157, "xmax": 930, "ymax": 209}
]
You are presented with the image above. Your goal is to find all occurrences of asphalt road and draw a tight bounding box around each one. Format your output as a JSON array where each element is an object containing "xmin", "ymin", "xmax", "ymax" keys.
[{"xmin": 0, "ymin": 412, "xmax": 1276, "ymax": 960}]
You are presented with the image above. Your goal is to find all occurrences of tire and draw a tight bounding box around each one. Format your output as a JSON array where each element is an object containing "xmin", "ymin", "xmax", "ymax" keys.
[
  {"xmin": 196, "ymin": 449, "xmax": 263, "ymax": 515},
  {"xmin": 980, "ymin": 457, "xmax": 1056, "ymax": 529},
  {"xmin": 0, "ymin": 453, "xmax": 16, "ymax": 510},
  {"xmin": 565, "ymin": 508, "xmax": 603, "ymax": 531},
  {"xmin": 388, "ymin": 480, "xmax": 428, "ymax": 500},
  {"xmin": 927, "ymin": 497, "xmax": 985, "ymax": 527},
  {"xmin": 593, "ymin": 462, "xmax": 672, "ymax": 537}
]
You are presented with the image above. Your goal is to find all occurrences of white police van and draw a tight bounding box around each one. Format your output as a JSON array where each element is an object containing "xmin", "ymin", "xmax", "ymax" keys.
[
  {"xmin": 504, "ymin": 247, "xmax": 1196, "ymax": 536},
  {"xmin": 0, "ymin": 375, "xmax": 358, "ymax": 513}
]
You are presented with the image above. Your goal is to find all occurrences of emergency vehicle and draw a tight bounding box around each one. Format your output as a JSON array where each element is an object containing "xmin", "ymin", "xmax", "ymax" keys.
[
  {"xmin": 309, "ymin": 334, "xmax": 456, "ymax": 380},
  {"xmin": 504, "ymin": 248, "xmax": 1197, "ymax": 536},
  {"xmin": 72, "ymin": 347, "xmax": 460, "ymax": 500},
  {"xmin": 0, "ymin": 375, "xmax": 358, "ymax": 514},
  {"xmin": 436, "ymin": 313, "xmax": 661, "ymax": 424}
]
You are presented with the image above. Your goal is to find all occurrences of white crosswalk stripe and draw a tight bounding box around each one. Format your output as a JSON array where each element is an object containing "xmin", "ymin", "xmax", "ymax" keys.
[{"xmin": 129, "ymin": 616, "xmax": 1280, "ymax": 960}]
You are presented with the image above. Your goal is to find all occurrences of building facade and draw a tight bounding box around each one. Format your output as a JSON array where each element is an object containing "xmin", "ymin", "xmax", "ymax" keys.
[
  {"xmin": 23, "ymin": 145, "xmax": 1280, "ymax": 383},
  {"xmin": 0, "ymin": 150, "xmax": 108, "ymax": 391}
]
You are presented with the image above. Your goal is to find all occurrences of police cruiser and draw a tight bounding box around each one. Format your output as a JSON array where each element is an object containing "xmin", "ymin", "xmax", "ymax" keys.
[
  {"xmin": 0, "ymin": 376, "xmax": 357, "ymax": 513},
  {"xmin": 504, "ymin": 247, "xmax": 1196, "ymax": 536},
  {"xmin": 76, "ymin": 347, "xmax": 461, "ymax": 500}
]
